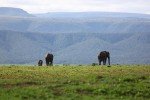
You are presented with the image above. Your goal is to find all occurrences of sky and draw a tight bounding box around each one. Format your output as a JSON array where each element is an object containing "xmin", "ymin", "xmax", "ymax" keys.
[{"xmin": 0, "ymin": 0, "xmax": 150, "ymax": 14}]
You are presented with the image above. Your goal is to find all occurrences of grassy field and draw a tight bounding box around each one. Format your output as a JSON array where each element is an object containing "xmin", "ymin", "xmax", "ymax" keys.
[{"xmin": 0, "ymin": 65, "xmax": 150, "ymax": 100}]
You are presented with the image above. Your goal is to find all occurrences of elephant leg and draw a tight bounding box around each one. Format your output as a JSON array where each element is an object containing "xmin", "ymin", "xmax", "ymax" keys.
[
  {"xmin": 45, "ymin": 59, "xmax": 48, "ymax": 66},
  {"xmin": 102, "ymin": 60, "xmax": 104, "ymax": 65},
  {"xmin": 108, "ymin": 57, "xmax": 110, "ymax": 65},
  {"xmin": 99, "ymin": 60, "xmax": 102, "ymax": 65},
  {"xmin": 101, "ymin": 59, "xmax": 105, "ymax": 65},
  {"xmin": 46, "ymin": 62, "xmax": 48, "ymax": 66},
  {"xmin": 51, "ymin": 61, "xmax": 53, "ymax": 66},
  {"xmin": 50, "ymin": 62, "xmax": 52, "ymax": 66},
  {"xmin": 99, "ymin": 60, "xmax": 100, "ymax": 65},
  {"xmin": 48, "ymin": 62, "xmax": 50, "ymax": 65},
  {"xmin": 103, "ymin": 59, "xmax": 106, "ymax": 65},
  {"xmin": 48, "ymin": 61, "xmax": 51, "ymax": 66}
]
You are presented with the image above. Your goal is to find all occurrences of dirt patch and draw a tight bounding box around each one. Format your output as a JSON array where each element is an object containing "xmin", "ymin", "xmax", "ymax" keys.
[
  {"xmin": 1, "ymin": 84, "xmax": 14, "ymax": 89},
  {"xmin": 52, "ymin": 88, "xmax": 64, "ymax": 96},
  {"xmin": 1, "ymin": 81, "xmax": 39, "ymax": 89},
  {"xmin": 96, "ymin": 75, "xmax": 104, "ymax": 79},
  {"xmin": 138, "ymin": 76, "xmax": 147, "ymax": 80},
  {"xmin": 48, "ymin": 84, "xmax": 64, "ymax": 96},
  {"xmin": 16, "ymin": 81, "xmax": 38, "ymax": 87},
  {"xmin": 76, "ymin": 88, "xmax": 94, "ymax": 95}
]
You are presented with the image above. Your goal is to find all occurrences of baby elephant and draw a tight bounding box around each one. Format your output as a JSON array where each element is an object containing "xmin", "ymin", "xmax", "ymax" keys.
[{"xmin": 38, "ymin": 60, "xmax": 43, "ymax": 66}]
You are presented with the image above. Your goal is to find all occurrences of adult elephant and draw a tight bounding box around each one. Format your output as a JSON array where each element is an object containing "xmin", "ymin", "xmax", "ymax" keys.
[
  {"xmin": 45, "ymin": 53, "xmax": 53, "ymax": 66},
  {"xmin": 98, "ymin": 51, "xmax": 110, "ymax": 65}
]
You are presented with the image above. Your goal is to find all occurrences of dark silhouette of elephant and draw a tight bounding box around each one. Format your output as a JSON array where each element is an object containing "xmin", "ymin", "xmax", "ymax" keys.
[
  {"xmin": 45, "ymin": 53, "xmax": 53, "ymax": 66},
  {"xmin": 98, "ymin": 51, "xmax": 110, "ymax": 65},
  {"xmin": 38, "ymin": 60, "xmax": 43, "ymax": 66}
]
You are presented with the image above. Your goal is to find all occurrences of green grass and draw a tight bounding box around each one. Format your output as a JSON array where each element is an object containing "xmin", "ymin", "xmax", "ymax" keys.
[{"xmin": 0, "ymin": 65, "xmax": 150, "ymax": 100}]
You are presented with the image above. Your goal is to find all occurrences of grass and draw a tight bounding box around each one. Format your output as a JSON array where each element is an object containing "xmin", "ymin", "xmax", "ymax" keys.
[{"xmin": 0, "ymin": 65, "xmax": 150, "ymax": 100}]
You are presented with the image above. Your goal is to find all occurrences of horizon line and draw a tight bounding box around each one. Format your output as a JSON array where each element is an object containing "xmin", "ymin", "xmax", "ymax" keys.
[{"xmin": 0, "ymin": 6, "xmax": 150, "ymax": 15}]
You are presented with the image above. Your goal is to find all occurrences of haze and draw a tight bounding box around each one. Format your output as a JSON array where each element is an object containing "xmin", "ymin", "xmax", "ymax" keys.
[{"xmin": 0, "ymin": 0, "xmax": 150, "ymax": 14}]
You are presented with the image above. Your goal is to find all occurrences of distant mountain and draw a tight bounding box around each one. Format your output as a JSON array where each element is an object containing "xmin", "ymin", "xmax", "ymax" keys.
[
  {"xmin": 0, "ymin": 7, "xmax": 34, "ymax": 17},
  {"xmin": 0, "ymin": 8, "xmax": 150, "ymax": 64},
  {"xmin": 0, "ymin": 30, "xmax": 52, "ymax": 64},
  {"xmin": 35, "ymin": 12, "xmax": 150, "ymax": 19},
  {"xmin": 0, "ymin": 30, "xmax": 149, "ymax": 64},
  {"xmin": 0, "ymin": 16, "xmax": 150, "ymax": 33}
]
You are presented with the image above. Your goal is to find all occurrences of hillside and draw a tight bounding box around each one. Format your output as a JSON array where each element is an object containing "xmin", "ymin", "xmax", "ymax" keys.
[
  {"xmin": 35, "ymin": 12, "xmax": 150, "ymax": 19},
  {"xmin": 0, "ymin": 7, "xmax": 33, "ymax": 17},
  {"xmin": 0, "ymin": 30, "xmax": 149, "ymax": 64},
  {"xmin": 0, "ymin": 9, "xmax": 150, "ymax": 64},
  {"xmin": 0, "ymin": 16, "xmax": 150, "ymax": 33}
]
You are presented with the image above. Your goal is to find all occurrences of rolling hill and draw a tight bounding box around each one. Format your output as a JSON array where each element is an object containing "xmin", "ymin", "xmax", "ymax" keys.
[
  {"xmin": 0, "ymin": 16, "xmax": 150, "ymax": 33},
  {"xmin": 0, "ymin": 7, "xmax": 150, "ymax": 64},
  {"xmin": 35, "ymin": 12, "xmax": 150, "ymax": 19},
  {"xmin": 0, "ymin": 30, "xmax": 149, "ymax": 64},
  {"xmin": 0, "ymin": 7, "xmax": 33, "ymax": 17}
]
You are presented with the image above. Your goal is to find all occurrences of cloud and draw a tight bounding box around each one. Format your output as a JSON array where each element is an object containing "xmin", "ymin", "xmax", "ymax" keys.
[{"xmin": 0, "ymin": 0, "xmax": 150, "ymax": 14}]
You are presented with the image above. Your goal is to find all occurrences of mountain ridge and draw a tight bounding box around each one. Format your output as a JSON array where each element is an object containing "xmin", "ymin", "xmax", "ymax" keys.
[
  {"xmin": 0, "ymin": 7, "xmax": 34, "ymax": 17},
  {"xmin": 35, "ymin": 11, "xmax": 150, "ymax": 19},
  {"xmin": 0, "ymin": 30, "xmax": 149, "ymax": 64},
  {"xmin": 0, "ymin": 7, "xmax": 150, "ymax": 64}
]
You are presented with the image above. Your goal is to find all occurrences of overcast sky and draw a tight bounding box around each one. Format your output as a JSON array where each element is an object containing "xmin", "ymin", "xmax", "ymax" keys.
[{"xmin": 0, "ymin": 0, "xmax": 150, "ymax": 14}]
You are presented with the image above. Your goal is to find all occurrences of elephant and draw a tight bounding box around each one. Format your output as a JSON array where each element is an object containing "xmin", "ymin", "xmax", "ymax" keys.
[
  {"xmin": 98, "ymin": 51, "xmax": 110, "ymax": 65},
  {"xmin": 45, "ymin": 53, "xmax": 53, "ymax": 66},
  {"xmin": 38, "ymin": 60, "xmax": 43, "ymax": 66}
]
